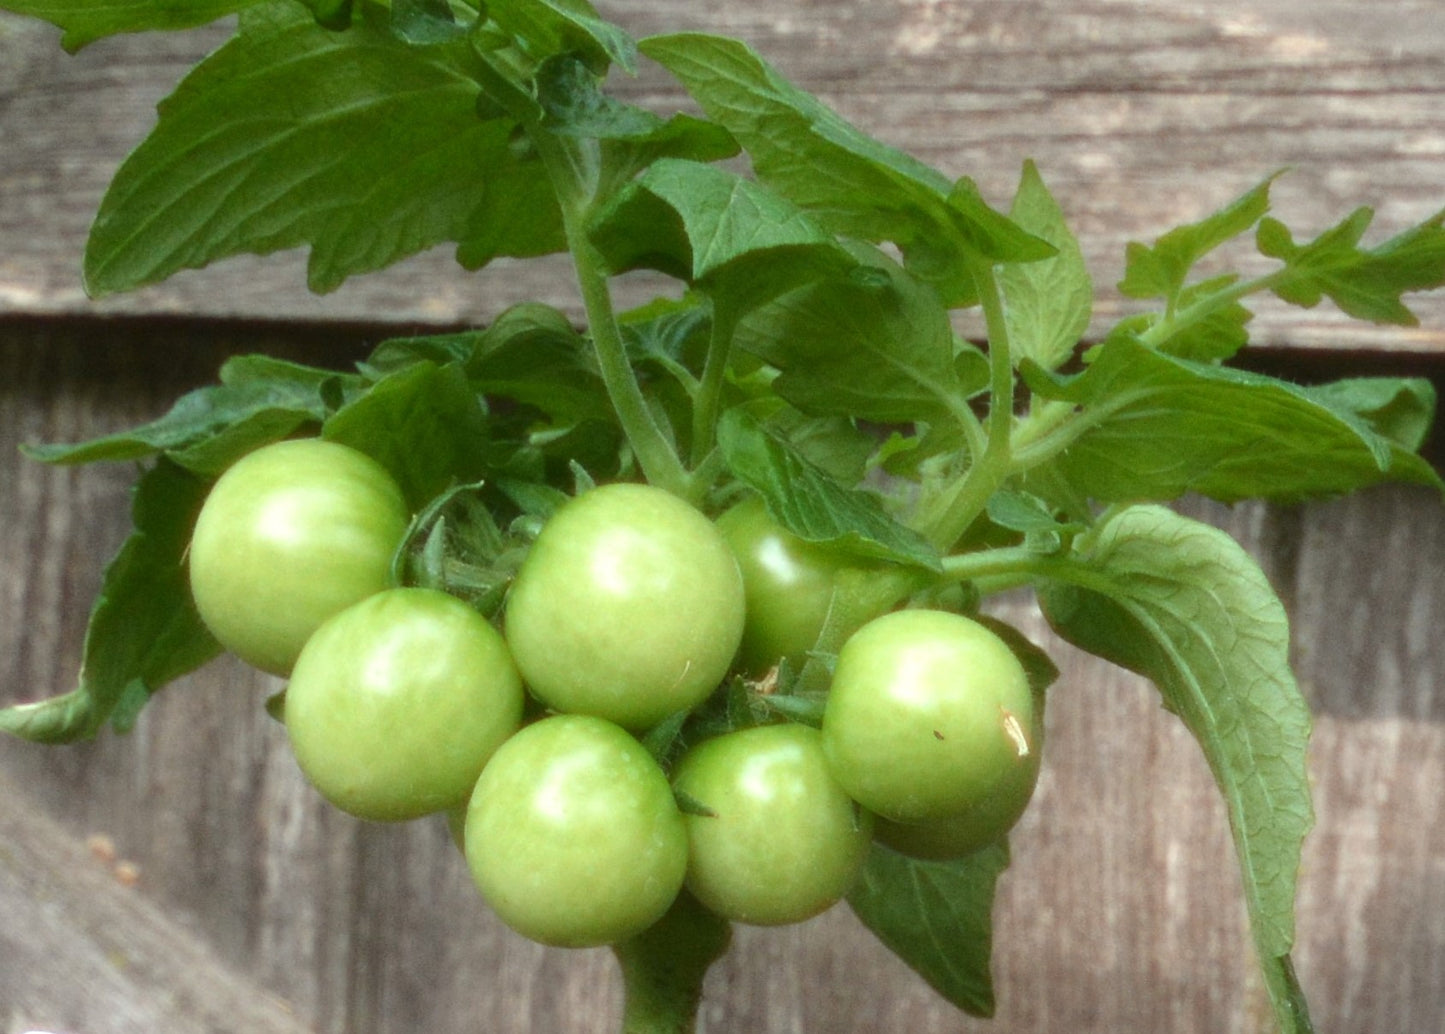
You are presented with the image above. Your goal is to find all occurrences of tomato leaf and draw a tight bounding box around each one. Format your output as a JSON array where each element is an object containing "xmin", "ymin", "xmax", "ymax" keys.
[
  {"xmin": 1022, "ymin": 334, "xmax": 1443, "ymax": 504},
  {"xmin": 83, "ymin": 3, "xmax": 564, "ymax": 298},
  {"xmin": 734, "ymin": 249, "xmax": 987, "ymax": 437},
  {"xmin": 717, "ymin": 408, "xmax": 940, "ymax": 572},
  {"xmin": 322, "ymin": 361, "xmax": 491, "ymax": 509},
  {"xmin": 591, "ymin": 159, "xmax": 857, "ymax": 323},
  {"xmin": 848, "ymin": 842, "xmax": 1010, "ymax": 1018},
  {"xmin": 487, "ymin": 0, "xmax": 637, "ymax": 74},
  {"xmin": 640, "ymin": 33, "xmax": 1053, "ymax": 305},
  {"xmin": 1038, "ymin": 504, "xmax": 1315, "ymax": 1034},
  {"xmin": 0, "ymin": 461, "xmax": 220, "ymax": 743},
  {"xmin": 21, "ymin": 354, "xmax": 347, "ymax": 476},
  {"xmin": 388, "ymin": 0, "xmax": 473, "ymax": 45},
  {"xmin": 1259, "ymin": 205, "xmax": 1445, "ymax": 326},
  {"xmin": 0, "ymin": 0, "xmax": 258, "ymax": 50},
  {"xmin": 535, "ymin": 56, "xmax": 738, "ymax": 189},
  {"xmin": 998, "ymin": 160, "xmax": 1092, "ymax": 371},
  {"xmin": 1120, "ymin": 172, "xmax": 1280, "ymax": 305}
]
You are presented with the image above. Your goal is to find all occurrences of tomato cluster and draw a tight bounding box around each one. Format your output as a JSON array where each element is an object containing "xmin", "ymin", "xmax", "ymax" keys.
[{"xmin": 187, "ymin": 439, "xmax": 1041, "ymax": 949}]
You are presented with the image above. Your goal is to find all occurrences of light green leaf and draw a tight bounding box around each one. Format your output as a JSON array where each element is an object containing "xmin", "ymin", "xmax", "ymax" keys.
[
  {"xmin": 998, "ymin": 160, "xmax": 1092, "ymax": 370},
  {"xmin": 1259, "ymin": 206, "xmax": 1445, "ymax": 325},
  {"xmin": 1038, "ymin": 504, "xmax": 1314, "ymax": 1033},
  {"xmin": 1120, "ymin": 172, "xmax": 1280, "ymax": 303}
]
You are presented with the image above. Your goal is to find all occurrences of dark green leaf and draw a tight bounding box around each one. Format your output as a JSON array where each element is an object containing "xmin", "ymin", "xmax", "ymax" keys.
[
  {"xmin": 1259, "ymin": 206, "xmax": 1445, "ymax": 325},
  {"xmin": 591, "ymin": 159, "xmax": 857, "ymax": 323},
  {"xmin": 22, "ymin": 354, "xmax": 345, "ymax": 476},
  {"xmin": 389, "ymin": 0, "xmax": 472, "ymax": 44},
  {"xmin": 1120, "ymin": 172, "xmax": 1280, "ymax": 303},
  {"xmin": 1038, "ymin": 504, "xmax": 1314, "ymax": 1032},
  {"xmin": 1022, "ymin": 334, "xmax": 1443, "ymax": 504},
  {"xmin": 322, "ymin": 361, "xmax": 491, "ymax": 509},
  {"xmin": 717, "ymin": 408, "xmax": 940, "ymax": 571},
  {"xmin": 640, "ymin": 33, "xmax": 1052, "ymax": 304},
  {"xmin": 487, "ymin": 0, "xmax": 636, "ymax": 73},
  {"xmin": 1, "ymin": 462, "xmax": 220, "ymax": 743},
  {"xmin": 537, "ymin": 54, "xmax": 737, "ymax": 181},
  {"xmin": 1, "ymin": 0, "xmax": 258, "ymax": 50},
  {"xmin": 734, "ymin": 248, "xmax": 986, "ymax": 434},
  {"xmin": 998, "ymin": 160, "xmax": 1092, "ymax": 371},
  {"xmin": 848, "ymin": 842, "xmax": 1010, "ymax": 1018},
  {"xmin": 84, "ymin": 3, "xmax": 563, "ymax": 298}
]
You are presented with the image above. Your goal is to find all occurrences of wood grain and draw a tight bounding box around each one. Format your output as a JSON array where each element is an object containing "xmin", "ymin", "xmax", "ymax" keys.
[
  {"xmin": 2, "ymin": 327, "xmax": 1442, "ymax": 1032},
  {"xmin": 0, "ymin": 767, "xmax": 318, "ymax": 1034},
  {"xmin": 2, "ymin": 0, "xmax": 1444, "ymax": 349}
]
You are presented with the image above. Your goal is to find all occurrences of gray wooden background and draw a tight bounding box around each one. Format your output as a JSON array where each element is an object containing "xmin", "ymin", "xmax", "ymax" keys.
[{"xmin": 2, "ymin": 2, "xmax": 1443, "ymax": 1032}]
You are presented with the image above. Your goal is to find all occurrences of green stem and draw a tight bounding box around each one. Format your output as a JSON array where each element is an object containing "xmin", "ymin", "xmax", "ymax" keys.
[
  {"xmin": 1136, "ymin": 269, "xmax": 1288, "ymax": 351},
  {"xmin": 914, "ymin": 259, "xmax": 1016, "ymax": 549},
  {"xmin": 531, "ymin": 131, "xmax": 692, "ymax": 498},
  {"xmin": 690, "ymin": 302, "xmax": 735, "ymax": 473},
  {"xmin": 613, "ymin": 893, "xmax": 732, "ymax": 1034},
  {"xmin": 1006, "ymin": 268, "xmax": 1294, "ymax": 475}
]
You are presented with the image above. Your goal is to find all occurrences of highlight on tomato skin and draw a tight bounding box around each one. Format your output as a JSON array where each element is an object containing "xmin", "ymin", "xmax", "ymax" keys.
[
  {"xmin": 187, "ymin": 438, "xmax": 410, "ymax": 676},
  {"xmin": 283, "ymin": 586, "xmax": 525, "ymax": 823},
  {"xmin": 820, "ymin": 609, "xmax": 1036, "ymax": 826},
  {"xmin": 672, "ymin": 721, "xmax": 874, "ymax": 927},
  {"xmin": 716, "ymin": 495, "xmax": 848, "ymax": 674},
  {"xmin": 502, "ymin": 482, "xmax": 746, "ymax": 731},
  {"xmin": 872, "ymin": 701, "xmax": 1043, "ymax": 860},
  {"xmin": 463, "ymin": 714, "xmax": 690, "ymax": 949}
]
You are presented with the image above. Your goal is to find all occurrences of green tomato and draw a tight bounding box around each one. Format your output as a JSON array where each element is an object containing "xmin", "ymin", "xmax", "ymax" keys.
[
  {"xmin": 873, "ymin": 701, "xmax": 1042, "ymax": 859},
  {"xmin": 821, "ymin": 609, "xmax": 1035, "ymax": 824},
  {"xmin": 672, "ymin": 723, "xmax": 873, "ymax": 926},
  {"xmin": 716, "ymin": 497, "xmax": 847, "ymax": 673},
  {"xmin": 284, "ymin": 587, "xmax": 524, "ymax": 822},
  {"xmin": 503, "ymin": 483, "xmax": 745, "ymax": 730},
  {"xmin": 717, "ymin": 496, "xmax": 925, "ymax": 675},
  {"xmin": 465, "ymin": 714, "xmax": 688, "ymax": 948},
  {"xmin": 188, "ymin": 438, "xmax": 409, "ymax": 675}
]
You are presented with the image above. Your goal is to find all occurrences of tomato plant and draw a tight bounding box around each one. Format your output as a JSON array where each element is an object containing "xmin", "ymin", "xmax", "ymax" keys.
[
  {"xmin": 463, "ymin": 714, "xmax": 689, "ymax": 948},
  {"xmin": 672, "ymin": 722, "xmax": 874, "ymax": 926},
  {"xmin": 3, "ymin": 2, "xmax": 1443, "ymax": 1033},
  {"xmin": 284, "ymin": 587, "xmax": 524, "ymax": 822},
  {"xmin": 502, "ymin": 482, "xmax": 745, "ymax": 730},
  {"xmin": 188, "ymin": 437, "xmax": 410, "ymax": 675}
]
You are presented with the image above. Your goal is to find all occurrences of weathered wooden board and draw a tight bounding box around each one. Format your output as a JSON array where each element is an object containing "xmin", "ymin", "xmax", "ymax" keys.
[
  {"xmin": 0, "ymin": 768, "xmax": 318, "ymax": 1034},
  {"xmin": 2, "ymin": 0, "xmax": 1444, "ymax": 349},
  {"xmin": 2, "ymin": 326, "xmax": 1442, "ymax": 1032}
]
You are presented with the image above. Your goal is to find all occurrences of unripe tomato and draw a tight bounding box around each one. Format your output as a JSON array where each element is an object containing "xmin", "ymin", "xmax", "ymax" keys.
[
  {"xmin": 188, "ymin": 438, "xmax": 409, "ymax": 675},
  {"xmin": 284, "ymin": 587, "xmax": 524, "ymax": 822},
  {"xmin": 872, "ymin": 701, "xmax": 1043, "ymax": 859},
  {"xmin": 503, "ymin": 483, "xmax": 745, "ymax": 730},
  {"xmin": 821, "ymin": 609, "xmax": 1035, "ymax": 824},
  {"xmin": 716, "ymin": 496, "xmax": 847, "ymax": 673},
  {"xmin": 465, "ymin": 715, "xmax": 688, "ymax": 947},
  {"xmin": 673, "ymin": 723, "xmax": 873, "ymax": 926}
]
